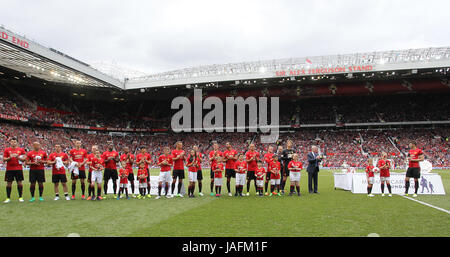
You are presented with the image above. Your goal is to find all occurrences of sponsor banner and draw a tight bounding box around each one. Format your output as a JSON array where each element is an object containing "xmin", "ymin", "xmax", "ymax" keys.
[
  {"xmin": 106, "ymin": 176, "xmax": 186, "ymax": 195},
  {"xmin": 0, "ymin": 113, "xmax": 28, "ymax": 122},
  {"xmin": 350, "ymin": 173, "xmax": 445, "ymax": 195},
  {"xmin": 51, "ymin": 123, "xmax": 168, "ymax": 133},
  {"xmin": 333, "ymin": 173, "xmax": 353, "ymax": 191}
]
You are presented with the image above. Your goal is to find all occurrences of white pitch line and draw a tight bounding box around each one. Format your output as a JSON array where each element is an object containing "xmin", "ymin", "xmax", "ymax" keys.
[{"xmin": 401, "ymin": 195, "xmax": 450, "ymax": 215}]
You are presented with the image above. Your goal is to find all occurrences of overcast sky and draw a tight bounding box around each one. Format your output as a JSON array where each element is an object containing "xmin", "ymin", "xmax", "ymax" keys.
[{"xmin": 3, "ymin": 0, "xmax": 450, "ymax": 75}]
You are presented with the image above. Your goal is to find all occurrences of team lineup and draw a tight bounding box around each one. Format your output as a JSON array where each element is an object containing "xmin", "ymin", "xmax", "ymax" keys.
[{"xmin": 2, "ymin": 137, "xmax": 425, "ymax": 203}]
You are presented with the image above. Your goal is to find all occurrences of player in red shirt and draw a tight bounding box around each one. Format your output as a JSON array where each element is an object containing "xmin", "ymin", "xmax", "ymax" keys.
[
  {"xmin": 263, "ymin": 146, "xmax": 275, "ymax": 195},
  {"xmin": 223, "ymin": 142, "xmax": 238, "ymax": 196},
  {"xmin": 90, "ymin": 150, "xmax": 105, "ymax": 201},
  {"xmin": 377, "ymin": 152, "xmax": 392, "ymax": 197},
  {"xmin": 86, "ymin": 145, "xmax": 98, "ymax": 200},
  {"xmin": 365, "ymin": 159, "xmax": 376, "ymax": 197},
  {"xmin": 171, "ymin": 141, "xmax": 186, "ymax": 197},
  {"xmin": 234, "ymin": 154, "xmax": 247, "ymax": 197},
  {"xmin": 136, "ymin": 146, "xmax": 152, "ymax": 198},
  {"xmin": 3, "ymin": 138, "xmax": 27, "ymax": 203},
  {"xmin": 193, "ymin": 145, "xmax": 204, "ymax": 196},
  {"xmin": 288, "ymin": 154, "xmax": 303, "ymax": 196},
  {"xmin": 101, "ymin": 144, "xmax": 120, "ymax": 198},
  {"xmin": 187, "ymin": 149, "xmax": 201, "ymax": 198},
  {"xmin": 212, "ymin": 156, "xmax": 225, "ymax": 197},
  {"xmin": 245, "ymin": 143, "xmax": 260, "ymax": 196},
  {"xmin": 25, "ymin": 141, "xmax": 48, "ymax": 202},
  {"xmin": 255, "ymin": 161, "xmax": 266, "ymax": 197},
  {"xmin": 120, "ymin": 146, "xmax": 135, "ymax": 197},
  {"xmin": 137, "ymin": 162, "xmax": 148, "ymax": 199},
  {"xmin": 48, "ymin": 144, "xmax": 70, "ymax": 201},
  {"xmin": 157, "ymin": 146, "xmax": 173, "ymax": 199},
  {"xmin": 208, "ymin": 142, "xmax": 223, "ymax": 196},
  {"xmin": 117, "ymin": 167, "xmax": 129, "ymax": 200},
  {"xmin": 69, "ymin": 140, "xmax": 88, "ymax": 200},
  {"xmin": 269, "ymin": 155, "xmax": 282, "ymax": 196},
  {"xmin": 405, "ymin": 142, "xmax": 424, "ymax": 197}
]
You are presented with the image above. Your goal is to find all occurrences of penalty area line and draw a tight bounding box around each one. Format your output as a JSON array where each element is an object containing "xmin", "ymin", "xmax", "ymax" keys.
[{"xmin": 401, "ymin": 195, "xmax": 450, "ymax": 215}]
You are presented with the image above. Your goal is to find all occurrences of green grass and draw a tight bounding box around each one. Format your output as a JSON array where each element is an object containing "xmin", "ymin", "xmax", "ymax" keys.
[{"xmin": 0, "ymin": 169, "xmax": 448, "ymax": 237}]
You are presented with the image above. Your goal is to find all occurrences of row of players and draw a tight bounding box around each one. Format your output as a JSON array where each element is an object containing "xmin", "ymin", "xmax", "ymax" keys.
[{"xmin": 2, "ymin": 138, "xmax": 424, "ymax": 202}]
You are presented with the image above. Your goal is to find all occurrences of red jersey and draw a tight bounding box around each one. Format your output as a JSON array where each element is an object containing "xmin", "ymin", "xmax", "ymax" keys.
[
  {"xmin": 187, "ymin": 154, "xmax": 200, "ymax": 172},
  {"xmin": 264, "ymin": 152, "xmax": 274, "ymax": 168},
  {"xmin": 223, "ymin": 149, "xmax": 238, "ymax": 169},
  {"xmin": 408, "ymin": 148, "xmax": 423, "ymax": 168},
  {"xmin": 171, "ymin": 149, "xmax": 185, "ymax": 170},
  {"xmin": 49, "ymin": 152, "xmax": 69, "ymax": 175},
  {"xmin": 365, "ymin": 165, "xmax": 375, "ymax": 177},
  {"xmin": 101, "ymin": 151, "xmax": 119, "ymax": 170},
  {"xmin": 288, "ymin": 161, "xmax": 303, "ymax": 172},
  {"xmin": 90, "ymin": 156, "xmax": 104, "ymax": 171},
  {"xmin": 158, "ymin": 154, "xmax": 173, "ymax": 172},
  {"xmin": 212, "ymin": 162, "xmax": 224, "ymax": 178},
  {"xmin": 196, "ymin": 152, "xmax": 203, "ymax": 169},
  {"xmin": 269, "ymin": 161, "xmax": 282, "ymax": 179},
  {"xmin": 209, "ymin": 150, "xmax": 223, "ymax": 167},
  {"xmin": 87, "ymin": 153, "xmax": 95, "ymax": 172},
  {"xmin": 119, "ymin": 168, "xmax": 129, "ymax": 184},
  {"xmin": 26, "ymin": 150, "xmax": 47, "ymax": 170},
  {"xmin": 377, "ymin": 159, "xmax": 390, "ymax": 177},
  {"xmin": 3, "ymin": 147, "xmax": 26, "ymax": 171},
  {"xmin": 136, "ymin": 152, "xmax": 151, "ymax": 170},
  {"xmin": 69, "ymin": 148, "xmax": 88, "ymax": 171},
  {"xmin": 120, "ymin": 153, "xmax": 135, "ymax": 172},
  {"xmin": 234, "ymin": 161, "xmax": 248, "ymax": 174},
  {"xmin": 255, "ymin": 167, "xmax": 266, "ymax": 180},
  {"xmin": 245, "ymin": 151, "xmax": 260, "ymax": 171},
  {"xmin": 137, "ymin": 168, "xmax": 148, "ymax": 183}
]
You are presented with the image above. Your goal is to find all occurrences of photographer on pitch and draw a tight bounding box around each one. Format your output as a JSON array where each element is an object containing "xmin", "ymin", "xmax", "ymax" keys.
[{"xmin": 307, "ymin": 145, "xmax": 323, "ymax": 194}]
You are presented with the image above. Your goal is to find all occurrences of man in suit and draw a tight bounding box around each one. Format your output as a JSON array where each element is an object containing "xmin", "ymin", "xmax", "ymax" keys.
[{"xmin": 307, "ymin": 146, "xmax": 323, "ymax": 194}]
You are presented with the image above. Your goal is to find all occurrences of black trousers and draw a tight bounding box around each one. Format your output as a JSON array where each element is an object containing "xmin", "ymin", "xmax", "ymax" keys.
[{"xmin": 308, "ymin": 171, "xmax": 318, "ymax": 193}]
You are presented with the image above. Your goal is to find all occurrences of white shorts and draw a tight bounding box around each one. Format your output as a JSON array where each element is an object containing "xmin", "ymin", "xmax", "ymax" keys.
[
  {"xmin": 290, "ymin": 171, "xmax": 301, "ymax": 182},
  {"xmin": 188, "ymin": 171, "xmax": 198, "ymax": 182},
  {"xmin": 92, "ymin": 170, "xmax": 103, "ymax": 184},
  {"xmin": 380, "ymin": 176, "xmax": 390, "ymax": 183},
  {"xmin": 119, "ymin": 183, "xmax": 128, "ymax": 188},
  {"xmin": 236, "ymin": 173, "xmax": 246, "ymax": 186},
  {"xmin": 214, "ymin": 178, "xmax": 222, "ymax": 186},
  {"xmin": 256, "ymin": 180, "xmax": 264, "ymax": 187},
  {"xmin": 159, "ymin": 171, "xmax": 172, "ymax": 183},
  {"xmin": 271, "ymin": 179, "xmax": 281, "ymax": 185},
  {"xmin": 139, "ymin": 182, "xmax": 148, "ymax": 189},
  {"xmin": 367, "ymin": 177, "xmax": 375, "ymax": 184}
]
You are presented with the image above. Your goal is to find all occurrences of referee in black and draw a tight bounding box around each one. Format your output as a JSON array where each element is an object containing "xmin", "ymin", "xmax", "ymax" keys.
[{"xmin": 280, "ymin": 140, "xmax": 295, "ymax": 195}]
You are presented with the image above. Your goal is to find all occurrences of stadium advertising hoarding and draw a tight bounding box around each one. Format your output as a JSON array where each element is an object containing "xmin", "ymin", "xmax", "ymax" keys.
[{"xmin": 275, "ymin": 65, "xmax": 375, "ymax": 77}]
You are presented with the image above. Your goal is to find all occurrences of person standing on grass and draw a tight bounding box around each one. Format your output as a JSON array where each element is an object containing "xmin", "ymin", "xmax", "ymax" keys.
[
  {"xmin": 120, "ymin": 146, "xmax": 135, "ymax": 197},
  {"xmin": 280, "ymin": 140, "xmax": 295, "ymax": 194},
  {"xmin": 208, "ymin": 142, "xmax": 223, "ymax": 196},
  {"xmin": 269, "ymin": 155, "xmax": 282, "ymax": 196},
  {"xmin": 193, "ymin": 145, "xmax": 204, "ymax": 196},
  {"xmin": 223, "ymin": 142, "xmax": 238, "ymax": 197},
  {"xmin": 25, "ymin": 141, "xmax": 47, "ymax": 202},
  {"xmin": 234, "ymin": 154, "xmax": 247, "ymax": 197},
  {"xmin": 377, "ymin": 152, "xmax": 392, "ymax": 197},
  {"xmin": 255, "ymin": 161, "xmax": 266, "ymax": 197},
  {"xmin": 86, "ymin": 145, "xmax": 99, "ymax": 200},
  {"xmin": 288, "ymin": 154, "xmax": 303, "ymax": 196},
  {"xmin": 48, "ymin": 144, "xmax": 70, "ymax": 201},
  {"xmin": 171, "ymin": 141, "xmax": 186, "ymax": 198},
  {"xmin": 405, "ymin": 142, "xmax": 424, "ymax": 198},
  {"xmin": 186, "ymin": 149, "xmax": 200, "ymax": 198},
  {"xmin": 90, "ymin": 150, "xmax": 105, "ymax": 201},
  {"xmin": 263, "ymin": 146, "xmax": 275, "ymax": 196},
  {"xmin": 137, "ymin": 162, "xmax": 149, "ymax": 199},
  {"xmin": 245, "ymin": 143, "xmax": 260, "ymax": 196},
  {"xmin": 69, "ymin": 140, "xmax": 88, "ymax": 200},
  {"xmin": 365, "ymin": 159, "xmax": 375, "ymax": 197},
  {"xmin": 3, "ymin": 138, "xmax": 27, "ymax": 203},
  {"xmin": 101, "ymin": 144, "xmax": 120, "ymax": 198},
  {"xmin": 156, "ymin": 146, "xmax": 173, "ymax": 199},
  {"xmin": 136, "ymin": 146, "xmax": 152, "ymax": 198},
  {"xmin": 307, "ymin": 145, "xmax": 322, "ymax": 194},
  {"xmin": 212, "ymin": 155, "xmax": 225, "ymax": 197},
  {"xmin": 117, "ymin": 166, "xmax": 129, "ymax": 200}
]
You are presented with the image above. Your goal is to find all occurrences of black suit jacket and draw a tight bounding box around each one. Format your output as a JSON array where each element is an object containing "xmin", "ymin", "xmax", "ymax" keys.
[{"xmin": 307, "ymin": 152, "xmax": 321, "ymax": 174}]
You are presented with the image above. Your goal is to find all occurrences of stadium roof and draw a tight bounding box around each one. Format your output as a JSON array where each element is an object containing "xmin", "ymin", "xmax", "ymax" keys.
[
  {"xmin": 0, "ymin": 27, "xmax": 124, "ymax": 89},
  {"xmin": 0, "ymin": 27, "xmax": 449, "ymax": 91}
]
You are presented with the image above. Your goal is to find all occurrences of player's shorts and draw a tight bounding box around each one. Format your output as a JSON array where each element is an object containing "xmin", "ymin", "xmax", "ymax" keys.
[
  {"xmin": 173, "ymin": 169, "xmax": 185, "ymax": 179},
  {"xmin": 406, "ymin": 167, "xmax": 421, "ymax": 179},
  {"xmin": 127, "ymin": 173, "xmax": 135, "ymax": 182},
  {"xmin": 104, "ymin": 169, "xmax": 118, "ymax": 180},
  {"xmin": 29, "ymin": 169, "xmax": 45, "ymax": 183},
  {"xmin": 197, "ymin": 169, "xmax": 203, "ymax": 180},
  {"xmin": 159, "ymin": 171, "xmax": 172, "ymax": 183},
  {"xmin": 52, "ymin": 174, "xmax": 67, "ymax": 183},
  {"xmin": 247, "ymin": 171, "xmax": 256, "ymax": 180},
  {"xmin": 380, "ymin": 176, "xmax": 391, "ymax": 183},
  {"xmin": 225, "ymin": 169, "xmax": 236, "ymax": 178},
  {"xmin": 188, "ymin": 171, "xmax": 198, "ymax": 182},
  {"xmin": 139, "ymin": 182, "xmax": 148, "ymax": 188},
  {"xmin": 5, "ymin": 170, "xmax": 24, "ymax": 182},
  {"xmin": 270, "ymin": 179, "xmax": 281, "ymax": 185},
  {"xmin": 290, "ymin": 171, "xmax": 301, "ymax": 182},
  {"xmin": 214, "ymin": 178, "xmax": 222, "ymax": 186},
  {"xmin": 256, "ymin": 179, "xmax": 264, "ymax": 187},
  {"xmin": 119, "ymin": 183, "xmax": 128, "ymax": 188},
  {"xmin": 367, "ymin": 176, "xmax": 375, "ymax": 184},
  {"xmin": 92, "ymin": 170, "xmax": 103, "ymax": 184},
  {"xmin": 71, "ymin": 169, "xmax": 86, "ymax": 179},
  {"xmin": 236, "ymin": 173, "xmax": 246, "ymax": 186}
]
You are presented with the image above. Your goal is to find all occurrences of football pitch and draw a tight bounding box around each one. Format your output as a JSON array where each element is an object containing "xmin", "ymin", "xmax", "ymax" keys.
[{"xmin": 0, "ymin": 169, "xmax": 448, "ymax": 237}]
